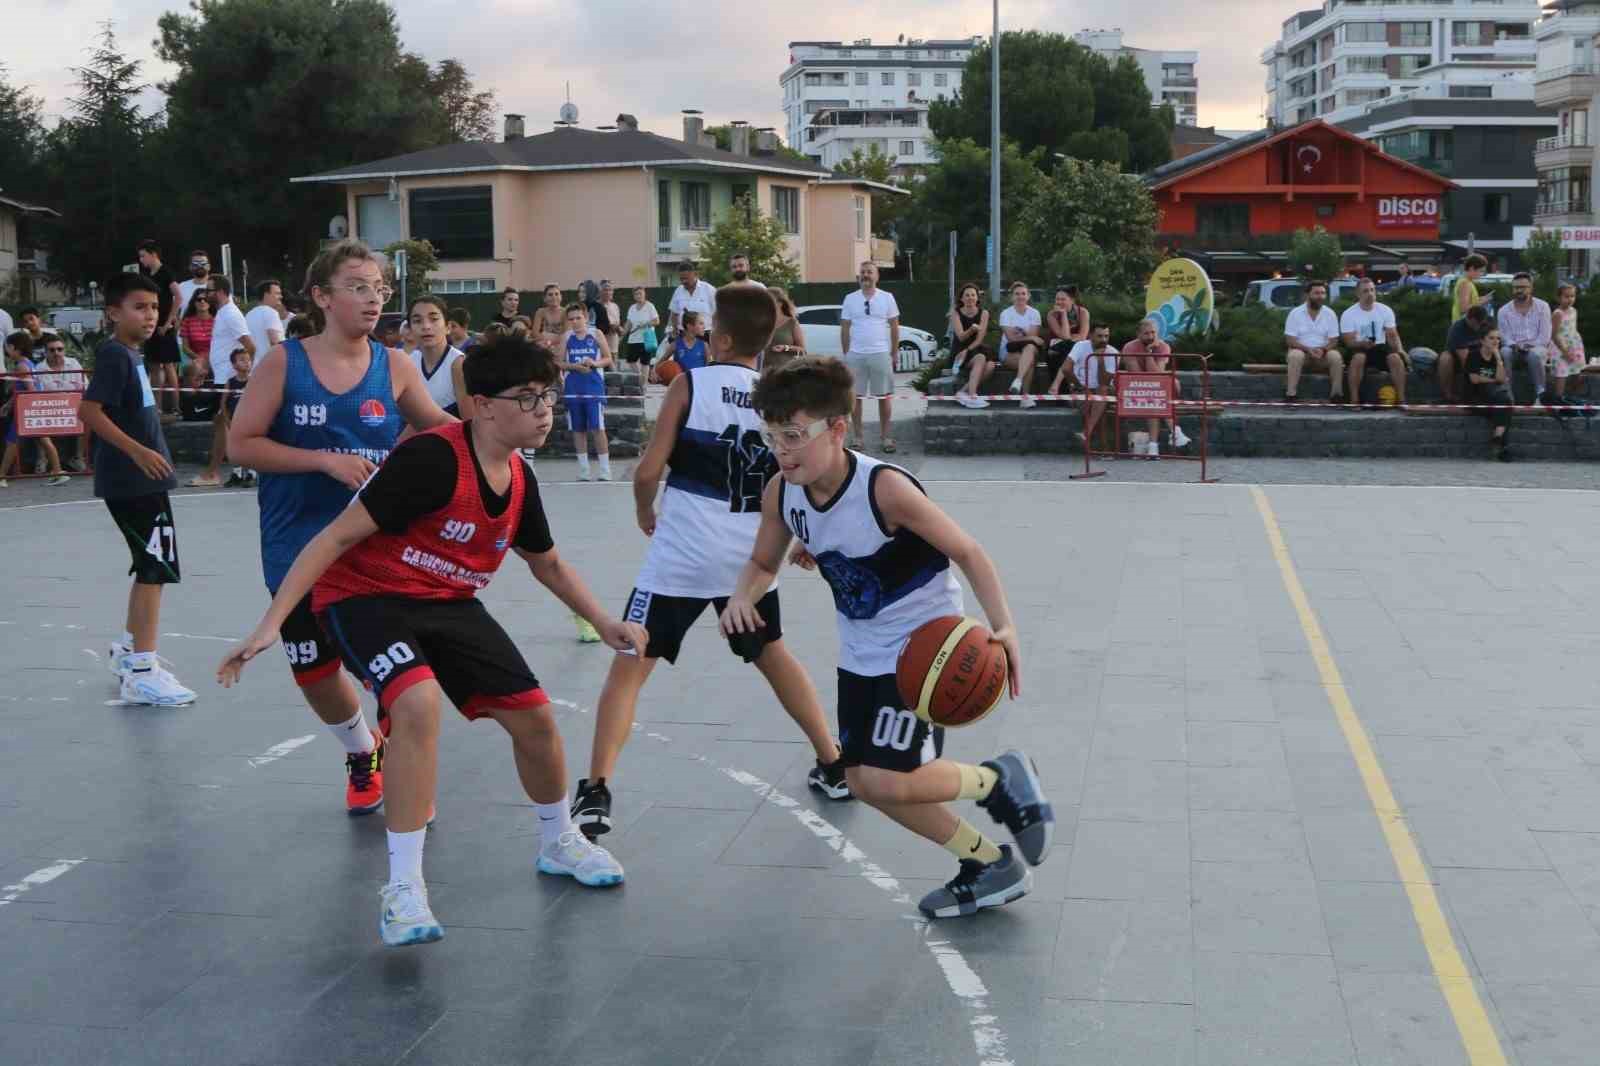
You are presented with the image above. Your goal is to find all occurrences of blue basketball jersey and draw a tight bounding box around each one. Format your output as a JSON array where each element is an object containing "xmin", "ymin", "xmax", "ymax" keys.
[
  {"xmin": 674, "ymin": 337, "xmax": 708, "ymax": 372},
  {"xmin": 564, "ymin": 331, "xmax": 605, "ymax": 399},
  {"xmin": 257, "ymin": 338, "xmax": 404, "ymax": 592}
]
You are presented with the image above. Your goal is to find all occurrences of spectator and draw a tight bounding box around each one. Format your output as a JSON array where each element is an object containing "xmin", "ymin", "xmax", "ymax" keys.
[
  {"xmin": 1550, "ymin": 283, "xmax": 1586, "ymax": 404},
  {"xmin": 1393, "ymin": 263, "xmax": 1413, "ymax": 290},
  {"xmin": 623, "ymin": 286, "xmax": 660, "ymax": 367},
  {"xmin": 480, "ymin": 321, "xmax": 509, "ymax": 344},
  {"xmin": 839, "ymin": 260, "xmax": 900, "ymax": 451},
  {"xmin": 136, "ymin": 240, "xmax": 184, "ymax": 418},
  {"xmin": 1468, "ymin": 324, "xmax": 1514, "ymax": 461},
  {"xmin": 1283, "ymin": 280, "xmax": 1346, "ymax": 404},
  {"xmin": 1, "ymin": 334, "xmax": 69, "ymax": 487},
  {"xmin": 407, "ymin": 295, "xmax": 464, "ymax": 418},
  {"xmin": 597, "ymin": 280, "xmax": 623, "ymax": 355},
  {"xmin": 377, "ymin": 318, "xmax": 403, "ymax": 349},
  {"xmin": 532, "ymin": 283, "xmax": 566, "ymax": 345},
  {"xmin": 398, "ymin": 321, "xmax": 416, "ymax": 354},
  {"xmin": 447, "ymin": 307, "xmax": 475, "ymax": 352},
  {"xmin": 245, "ymin": 279, "xmax": 287, "ymax": 366},
  {"xmin": 191, "ymin": 343, "xmax": 243, "ymax": 485},
  {"xmin": 728, "ymin": 252, "xmax": 765, "ymax": 288},
  {"xmin": 35, "ymin": 335, "xmax": 88, "ymax": 471},
  {"xmin": 1065, "ymin": 324, "xmax": 1118, "ymax": 452},
  {"xmin": 177, "ymin": 359, "xmax": 219, "ymax": 423},
  {"xmin": 508, "ymin": 315, "xmax": 532, "ymax": 339},
  {"xmin": 178, "ymin": 290, "xmax": 213, "ymax": 374},
  {"xmin": 997, "ymin": 281, "xmax": 1043, "ymax": 409},
  {"xmin": 491, "ymin": 287, "xmax": 520, "ymax": 328},
  {"xmin": 766, "ymin": 286, "xmax": 805, "ymax": 373},
  {"xmin": 667, "ymin": 260, "xmax": 716, "ymax": 337},
  {"xmin": 1114, "ymin": 316, "xmax": 1190, "ymax": 452},
  {"xmin": 175, "ymin": 249, "xmax": 211, "ymax": 324},
  {"xmin": 1440, "ymin": 304, "xmax": 1491, "ymax": 405},
  {"xmin": 0, "ymin": 305, "xmax": 12, "ymax": 340},
  {"xmin": 194, "ymin": 276, "xmax": 253, "ymax": 488},
  {"xmin": 18, "ymin": 307, "xmax": 57, "ymax": 346},
  {"xmin": 1340, "ymin": 278, "xmax": 1408, "ymax": 407},
  {"xmin": 284, "ymin": 314, "xmax": 316, "ymax": 340},
  {"xmin": 1497, "ymin": 272, "xmax": 1551, "ymax": 406},
  {"xmin": 949, "ymin": 281, "xmax": 992, "ymax": 409},
  {"xmin": 1044, "ymin": 285, "xmax": 1088, "ymax": 385},
  {"xmin": 1452, "ymin": 253, "xmax": 1490, "ymax": 324},
  {"xmin": 578, "ymin": 279, "xmax": 613, "ymax": 337},
  {"xmin": 222, "ymin": 347, "xmax": 255, "ymax": 487}
]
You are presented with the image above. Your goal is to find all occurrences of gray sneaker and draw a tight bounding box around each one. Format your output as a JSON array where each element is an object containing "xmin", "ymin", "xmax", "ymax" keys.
[
  {"xmin": 978, "ymin": 749, "xmax": 1056, "ymax": 866},
  {"xmin": 918, "ymin": 845, "xmax": 1031, "ymax": 919}
]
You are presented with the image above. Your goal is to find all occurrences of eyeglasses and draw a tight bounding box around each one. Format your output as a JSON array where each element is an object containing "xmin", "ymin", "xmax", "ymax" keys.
[
  {"xmin": 759, "ymin": 418, "xmax": 832, "ymax": 452},
  {"xmin": 326, "ymin": 282, "xmax": 393, "ymax": 303},
  {"xmin": 491, "ymin": 387, "xmax": 561, "ymax": 412}
]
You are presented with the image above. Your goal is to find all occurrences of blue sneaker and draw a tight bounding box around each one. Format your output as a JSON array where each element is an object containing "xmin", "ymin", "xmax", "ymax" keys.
[
  {"xmin": 537, "ymin": 831, "xmax": 624, "ymax": 887},
  {"xmin": 378, "ymin": 880, "xmax": 443, "ymax": 946},
  {"xmin": 978, "ymin": 749, "xmax": 1055, "ymax": 866},
  {"xmin": 918, "ymin": 845, "xmax": 1031, "ymax": 919}
]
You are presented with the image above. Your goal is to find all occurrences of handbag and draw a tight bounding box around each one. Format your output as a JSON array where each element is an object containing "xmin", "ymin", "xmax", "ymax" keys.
[{"xmin": 639, "ymin": 326, "xmax": 657, "ymax": 352}]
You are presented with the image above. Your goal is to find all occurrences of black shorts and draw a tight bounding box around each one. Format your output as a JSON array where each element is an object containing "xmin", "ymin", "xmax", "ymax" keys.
[
  {"xmin": 106, "ymin": 492, "xmax": 180, "ymax": 585},
  {"xmin": 837, "ymin": 669, "xmax": 944, "ymax": 773},
  {"xmin": 317, "ymin": 596, "xmax": 547, "ymax": 718},
  {"xmin": 279, "ymin": 591, "xmax": 343, "ymax": 687},
  {"xmin": 1004, "ymin": 339, "xmax": 1036, "ymax": 355},
  {"xmin": 624, "ymin": 342, "xmax": 649, "ymax": 363},
  {"xmin": 952, "ymin": 345, "xmax": 991, "ymax": 373},
  {"xmin": 1352, "ymin": 343, "xmax": 1392, "ymax": 366},
  {"xmin": 622, "ymin": 587, "xmax": 782, "ymax": 665},
  {"xmin": 143, "ymin": 331, "xmax": 181, "ymax": 365}
]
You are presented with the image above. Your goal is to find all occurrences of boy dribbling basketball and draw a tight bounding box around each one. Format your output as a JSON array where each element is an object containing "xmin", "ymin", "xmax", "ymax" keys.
[{"xmin": 721, "ymin": 356, "xmax": 1055, "ymax": 918}]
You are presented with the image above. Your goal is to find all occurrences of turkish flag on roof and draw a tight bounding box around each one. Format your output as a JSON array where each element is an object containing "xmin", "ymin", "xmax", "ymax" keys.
[{"xmin": 1291, "ymin": 141, "xmax": 1329, "ymax": 183}]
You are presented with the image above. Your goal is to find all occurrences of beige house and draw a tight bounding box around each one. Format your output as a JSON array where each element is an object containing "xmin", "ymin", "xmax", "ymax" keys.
[
  {"xmin": 0, "ymin": 194, "xmax": 60, "ymax": 304},
  {"xmin": 293, "ymin": 115, "xmax": 900, "ymax": 294}
]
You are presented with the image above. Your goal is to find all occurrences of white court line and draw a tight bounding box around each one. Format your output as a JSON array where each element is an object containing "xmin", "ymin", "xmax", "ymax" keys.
[
  {"xmin": 548, "ymin": 697, "xmax": 1015, "ymax": 1066},
  {"xmin": 0, "ymin": 490, "xmax": 245, "ymax": 513},
  {"xmin": 0, "ymin": 858, "xmax": 87, "ymax": 906},
  {"xmin": 247, "ymin": 735, "xmax": 318, "ymax": 767}
]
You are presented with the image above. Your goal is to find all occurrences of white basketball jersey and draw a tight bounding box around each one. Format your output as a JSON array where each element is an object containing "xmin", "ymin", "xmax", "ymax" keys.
[
  {"xmin": 635, "ymin": 363, "xmax": 776, "ymax": 598},
  {"xmin": 410, "ymin": 346, "xmax": 463, "ymax": 414},
  {"xmin": 781, "ymin": 452, "xmax": 963, "ymax": 676}
]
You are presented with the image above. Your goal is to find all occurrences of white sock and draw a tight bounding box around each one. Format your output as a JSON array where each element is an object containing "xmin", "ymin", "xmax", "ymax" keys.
[
  {"xmin": 328, "ymin": 711, "xmax": 377, "ymax": 755},
  {"xmin": 534, "ymin": 797, "xmax": 574, "ymax": 848},
  {"xmin": 387, "ymin": 828, "xmax": 426, "ymax": 886},
  {"xmin": 119, "ymin": 629, "xmax": 134, "ymax": 647},
  {"xmin": 597, "ymin": 454, "xmax": 611, "ymax": 478},
  {"xmin": 126, "ymin": 651, "xmax": 156, "ymax": 673},
  {"xmin": 576, "ymin": 454, "xmax": 590, "ymax": 477}
]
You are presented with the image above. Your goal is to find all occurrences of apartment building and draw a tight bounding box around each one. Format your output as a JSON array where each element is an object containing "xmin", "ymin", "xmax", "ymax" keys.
[
  {"xmin": 1072, "ymin": 29, "xmax": 1200, "ymax": 126},
  {"xmin": 1531, "ymin": 0, "xmax": 1600, "ymax": 273}
]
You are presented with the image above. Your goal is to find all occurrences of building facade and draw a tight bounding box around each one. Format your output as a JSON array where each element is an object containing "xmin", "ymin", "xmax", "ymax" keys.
[
  {"xmin": 1072, "ymin": 29, "xmax": 1200, "ymax": 126},
  {"xmin": 1532, "ymin": 0, "xmax": 1600, "ymax": 273},
  {"xmin": 1262, "ymin": 0, "xmax": 1541, "ymax": 127},
  {"xmin": 780, "ymin": 38, "xmax": 980, "ymax": 171}
]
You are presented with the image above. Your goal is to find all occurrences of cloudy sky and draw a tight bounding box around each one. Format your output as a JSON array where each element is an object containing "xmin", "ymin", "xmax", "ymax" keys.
[{"xmin": 9, "ymin": 0, "xmax": 1310, "ymax": 140}]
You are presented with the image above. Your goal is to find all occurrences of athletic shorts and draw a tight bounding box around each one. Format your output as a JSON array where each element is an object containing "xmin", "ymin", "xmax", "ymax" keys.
[
  {"xmin": 106, "ymin": 492, "xmax": 181, "ymax": 585},
  {"xmin": 625, "ymin": 342, "xmax": 649, "ymax": 363},
  {"xmin": 1004, "ymin": 339, "xmax": 1035, "ymax": 355},
  {"xmin": 317, "ymin": 595, "xmax": 547, "ymax": 718},
  {"xmin": 837, "ymin": 669, "xmax": 945, "ymax": 773},
  {"xmin": 622, "ymin": 586, "xmax": 781, "ymax": 665},
  {"xmin": 279, "ymin": 591, "xmax": 342, "ymax": 687},
  {"xmin": 844, "ymin": 350, "xmax": 893, "ymax": 398},
  {"xmin": 143, "ymin": 330, "xmax": 181, "ymax": 365},
  {"xmin": 567, "ymin": 397, "xmax": 605, "ymax": 433}
]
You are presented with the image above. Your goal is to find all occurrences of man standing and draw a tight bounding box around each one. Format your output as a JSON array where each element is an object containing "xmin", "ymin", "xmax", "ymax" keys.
[
  {"xmin": 245, "ymin": 279, "xmax": 287, "ymax": 368},
  {"xmin": 727, "ymin": 253, "xmax": 765, "ymax": 289},
  {"xmin": 136, "ymin": 240, "xmax": 184, "ymax": 417},
  {"xmin": 667, "ymin": 261, "xmax": 716, "ymax": 337},
  {"xmin": 491, "ymin": 287, "xmax": 520, "ymax": 329},
  {"xmin": 839, "ymin": 260, "xmax": 900, "ymax": 453},
  {"xmin": 176, "ymin": 250, "xmax": 211, "ymax": 328},
  {"xmin": 1340, "ymin": 278, "xmax": 1408, "ymax": 406},
  {"xmin": 1283, "ymin": 280, "xmax": 1346, "ymax": 403},
  {"xmin": 191, "ymin": 276, "xmax": 254, "ymax": 487},
  {"xmin": 1497, "ymin": 272, "xmax": 1552, "ymax": 405}
]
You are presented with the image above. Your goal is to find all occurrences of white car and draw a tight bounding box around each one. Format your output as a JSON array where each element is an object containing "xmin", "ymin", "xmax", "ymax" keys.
[{"xmin": 794, "ymin": 304, "xmax": 939, "ymax": 370}]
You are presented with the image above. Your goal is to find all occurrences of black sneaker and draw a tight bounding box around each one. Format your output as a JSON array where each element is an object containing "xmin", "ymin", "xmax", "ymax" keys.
[
  {"xmin": 225, "ymin": 472, "xmax": 243, "ymax": 487},
  {"xmin": 572, "ymin": 778, "xmax": 613, "ymax": 840},
  {"xmin": 1497, "ymin": 443, "xmax": 1514, "ymax": 463},
  {"xmin": 977, "ymin": 750, "xmax": 1056, "ymax": 867},
  {"xmin": 807, "ymin": 757, "xmax": 852, "ymax": 801},
  {"xmin": 917, "ymin": 845, "xmax": 1031, "ymax": 919},
  {"xmin": 1282, "ymin": 392, "xmax": 1298, "ymax": 404}
]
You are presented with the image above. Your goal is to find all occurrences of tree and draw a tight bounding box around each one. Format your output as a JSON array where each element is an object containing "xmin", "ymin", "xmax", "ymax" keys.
[
  {"xmin": 833, "ymin": 145, "xmax": 907, "ymax": 238},
  {"xmin": 1006, "ymin": 158, "xmax": 1160, "ymax": 295},
  {"xmin": 899, "ymin": 137, "xmax": 1045, "ymax": 283},
  {"xmin": 0, "ymin": 64, "xmax": 46, "ymax": 198},
  {"xmin": 929, "ymin": 32, "xmax": 1173, "ymax": 173},
  {"xmin": 383, "ymin": 238, "xmax": 438, "ymax": 305},
  {"xmin": 1287, "ymin": 226, "xmax": 1344, "ymax": 284},
  {"xmin": 1521, "ymin": 227, "xmax": 1565, "ymax": 300},
  {"xmin": 696, "ymin": 194, "xmax": 799, "ymax": 287},
  {"xmin": 429, "ymin": 59, "xmax": 497, "ymax": 142}
]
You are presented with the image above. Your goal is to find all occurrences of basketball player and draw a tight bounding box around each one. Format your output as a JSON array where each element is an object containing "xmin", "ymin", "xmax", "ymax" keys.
[
  {"xmin": 219, "ymin": 334, "xmax": 645, "ymax": 946},
  {"xmin": 407, "ymin": 295, "xmax": 465, "ymax": 418},
  {"xmin": 559, "ymin": 301, "xmax": 612, "ymax": 483},
  {"xmin": 722, "ymin": 356, "xmax": 1054, "ymax": 919},
  {"xmin": 570, "ymin": 286, "xmax": 848, "ymax": 844},
  {"xmin": 227, "ymin": 239, "xmax": 455, "ymax": 816}
]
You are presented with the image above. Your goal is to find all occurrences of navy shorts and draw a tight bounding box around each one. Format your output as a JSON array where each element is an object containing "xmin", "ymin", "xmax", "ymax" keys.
[
  {"xmin": 567, "ymin": 397, "xmax": 605, "ymax": 433},
  {"xmin": 622, "ymin": 587, "xmax": 781, "ymax": 665},
  {"xmin": 837, "ymin": 669, "xmax": 945, "ymax": 773}
]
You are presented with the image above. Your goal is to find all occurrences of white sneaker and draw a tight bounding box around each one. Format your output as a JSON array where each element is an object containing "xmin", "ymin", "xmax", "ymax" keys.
[
  {"xmin": 108, "ymin": 639, "xmax": 132, "ymax": 678},
  {"xmin": 576, "ymin": 469, "xmax": 592, "ymax": 482},
  {"xmin": 1172, "ymin": 425, "xmax": 1191, "ymax": 448},
  {"xmin": 1019, "ymin": 394, "xmax": 1037, "ymax": 409},
  {"xmin": 1008, "ymin": 380, "xmax": 1022, "ymax": 395},
  {"xmin": 1146, "ymin": 440, "xmax": 1160, "ymax": 459},
  {"xmin": 378, "ymin": 879, "xmax": 443, "ymax": 946},
  {"xmin": 537, "ymin": 830, "xmax": 625, "ymax": 887},
  {"xmin": 120, "ymin": 667, "xmax": 197, "ymax": 707},
  {"xmin": 955, "ymin": 390, "xmax": 977, "ymax": 408}
]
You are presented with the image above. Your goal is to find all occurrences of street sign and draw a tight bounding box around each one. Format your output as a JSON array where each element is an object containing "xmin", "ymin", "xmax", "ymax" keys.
[{"xmin": 15, "ymin": 392, "xmax": 83, "ymax": 437}]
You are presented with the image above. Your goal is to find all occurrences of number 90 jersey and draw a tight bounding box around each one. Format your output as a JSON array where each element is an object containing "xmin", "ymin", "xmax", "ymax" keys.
[{"xmin": 636, "ymin": 364, "xmax": 777, "ymax": 598}]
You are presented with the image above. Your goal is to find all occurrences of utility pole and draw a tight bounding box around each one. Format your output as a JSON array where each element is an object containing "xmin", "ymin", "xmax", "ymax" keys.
[{"xmin": 989, "ymin": 0, "xmax": 1001, "ymax": 303}]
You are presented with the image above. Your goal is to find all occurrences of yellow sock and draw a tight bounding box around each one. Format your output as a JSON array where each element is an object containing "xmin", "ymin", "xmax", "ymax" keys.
[
  {"xmin": 943, "ymin": 818, "xmax": 1003, "ymax": 865},
  {"xmin": 955, "ymin": 762, "xmax": 998, "ymax": 802}
]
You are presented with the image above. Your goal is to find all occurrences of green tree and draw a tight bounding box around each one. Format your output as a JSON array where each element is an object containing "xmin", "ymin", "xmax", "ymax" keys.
[
  {"xmin": 1287, "ymin": 226, "xmax": 1344, "ymax": 284},
  {"xmin": 1521, "ymin": 227, "xmax": 1565, "ymax": 300},
  {"xmin": 1005, "ymin": 158, "xmax": 1160, "ymax": 295},
  {"xmin": 383, "ymin": 238, "xmax": 438, "ymax": 306},
  {"xmin": 833, "ymin": 145, "xmax": 907, "ymax": 238},
  {"xmin": 899, "ymin": 136, "xmax": 1045, "ymax": 283},
  {"xmin": 929, "ymin": 32, "xmax": 1172, "ymax": 173},
  {"xmin": 429, "ymin": 59, "xmax": 497, "ymax": 142},
  {"xmin": 0, "ymin": 64, "xmax": 46, "ymax": 198},
  {"xmin": 696, "ymin": 194, "xmax": 800, "ymax": 287}
]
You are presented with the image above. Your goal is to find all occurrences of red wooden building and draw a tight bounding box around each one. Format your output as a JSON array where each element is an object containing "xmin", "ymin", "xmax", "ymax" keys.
[{"xmin": 1144, "ymin": 119, "xmax": 1456, "ymax": 284}]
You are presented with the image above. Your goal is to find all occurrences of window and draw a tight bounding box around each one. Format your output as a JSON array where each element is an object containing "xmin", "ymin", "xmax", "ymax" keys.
[
  {"xmin": 1197, "ymin": 202, "xmax": 1250, "ymax": 240},
  {"xmin": 1448, "ymin": 85, "xmax": 1492, "ymax": 98},
  {"xmin": 805, "ymin": 73, "xmax": 821, "ymax": 86},
  {"xmin": 854, "ymin": 99, "xmax": 867, "ymax": 108},
  {"xmin": 797, "ymin": 307, "xmax": 839, "ymax": 326},
  {"xmin": 1347, "ymin": 88, "xmax": 1389, "ymax": 105},
  {"xmin": 731, "ymin": 183, "xmax": 753, "ymax": 220},
  {"xmin": 1396, "ymin": 54, "xmax": 1430, "ymax": 75},
  {"xmin": 1345, "ymin": 22, "xmax": 1385, "ymax": 43},
  {"xmin": 658, "ymin": 181, "xmax": 671, "ymax": 242},
  {"xmin": 907, "ymin": 50, "xmax": 921, "ymax": 60},
  {"xmin": 772, "ymin": 186, "xmax": 801, "ymax": 233},
  {"xmin": 1346, "ymin": 55, "xmax": 1386, "ymax": 73},
  {"xmin": 408, "ymin": 186, "xmax": 492, "ymax": 260},
  {"xmin": 1320, "ymin": 65, "xmax": 1334, "ymax": 91},
  {"xmin": 907, "ymin": 72, "xmax": 921, "ymax": 87},
  {"xmin": 356, "ymin": 195, "xmax": 402, "ymax": 251},
  {"xmin": 680, "ymin": 181, "xmax": 711, "ymax": 230},
  {"xmin": 1322, "ymin": 95, "xmax": 1337, "ymax": 113},
  {"xmin": 879, "ymin": 49, "xmax": 891, "ymax": 58},
  {"xmin": 1451, "ymin": 21, "xmax": 1490, "ymax": 46},
  {"xmin": 1483, "ymin": 194, "xmax": 1510, "ymax": 223},
  {"xmin": 1397, "ymin": 22, "xmax": 1431, "ymax": 46},
  {"xmin": 881, "ymin": 99, "xmax": 893, "ymax": 107},
  {"xmin": 855, "ymin": 71, "xmax": 868, "ymax": 85},
  {"xmin": 934, "ymin": 72, "xmax": 948, "ymax": 87},
  {"xmin": 838, "ymin": 48, "xmax": 852, "ymax": 58},
  {"xmin": 854, "ymin": 195, "xmax": 866, "ymax": 240},
  {"xmin": 899, "ymin": 139, "xmax": 916, "ymax": 156},
  {"xmin": 881, "ymin": 72, "xmax": 895, "ymax": 85}
]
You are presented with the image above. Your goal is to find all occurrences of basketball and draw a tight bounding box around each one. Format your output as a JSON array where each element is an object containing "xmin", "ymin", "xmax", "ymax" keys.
[
  {"xmin": 652, "ymin": 358, "xmax": 682, "ymax": 386},
  {"xmin": 896, "ymin": 616, "xmax": 1008, "ymax": 728},
  {"xmin": 1377, "ymin": 384, "xmax": 1398, "ymax": 407}
]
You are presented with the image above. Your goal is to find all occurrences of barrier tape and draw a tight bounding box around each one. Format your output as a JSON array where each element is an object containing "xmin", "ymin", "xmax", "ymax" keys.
[{"xmin": 926, "ymin": 393, "xmax": 1598, "ymax": 415}]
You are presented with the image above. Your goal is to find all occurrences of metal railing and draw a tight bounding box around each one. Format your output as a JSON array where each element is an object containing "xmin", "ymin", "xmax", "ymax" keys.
[
  {"xmin": 1533, "ymin": 197, "xmax": 1592, "ymax": 217},
  {"xmin": 1536, "ymin": 133, "xmax": 1593, "ymax": 154},
  {"xmin": 1537, "ymin": 62, "xmax": 1597, "ymax": 82}
]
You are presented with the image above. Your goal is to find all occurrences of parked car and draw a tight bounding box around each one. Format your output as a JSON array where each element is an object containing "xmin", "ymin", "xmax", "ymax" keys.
[
  {"xmin": 1241, "ymin": 279, "xmax": 1303, "ymax": 309},
  {"xmin": 46, "ymin": 306, "xmax": 106, "ymax": 336},
  {"xmin": 793, "ymin": 305, "xmax": 939, "ymax": 368},
  {"xmin": 1437, "ymin": 272, "xmax": 1516, "ymax": 299}
]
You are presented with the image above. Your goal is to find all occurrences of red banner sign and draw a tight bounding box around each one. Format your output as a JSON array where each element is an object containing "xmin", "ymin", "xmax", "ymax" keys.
[
  {"xmin": 1117, "ymin": 373, "xmax": 1174, "ymax": 418},
  {"xmin": 16, "ymin": 391, "xmax": 84, "ymax": 437},
  {"xmin": 1375, "ymin": 196, "xmax": 1440, "ymax": 229}
]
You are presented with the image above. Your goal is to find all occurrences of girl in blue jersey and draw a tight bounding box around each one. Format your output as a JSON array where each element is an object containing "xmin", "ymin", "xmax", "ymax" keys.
[
  {"xmin": 559, "ymin": 302, "xmax": 613, "ymax": 483},
  {"xmin": 227, "ymin": 239, "xmax": 455, "ymax": 815}
]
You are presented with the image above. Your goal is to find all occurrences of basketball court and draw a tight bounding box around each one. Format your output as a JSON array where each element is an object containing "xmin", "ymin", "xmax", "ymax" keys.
[{"xmin": 3, "ymin": 475, "xmax": 1599, "ymax": 1065}]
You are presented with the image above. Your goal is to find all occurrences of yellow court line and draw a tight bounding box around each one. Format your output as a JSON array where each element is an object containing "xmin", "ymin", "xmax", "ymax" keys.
[{"xmin": 1249, "ymin": 486, "xmax": 1508, "ymax": 1066}]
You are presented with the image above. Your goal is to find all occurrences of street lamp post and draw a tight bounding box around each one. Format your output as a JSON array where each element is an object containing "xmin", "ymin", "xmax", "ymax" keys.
[{"xmin": 989, "ymin": 0, "xmax": 1001, "ymax": 303}]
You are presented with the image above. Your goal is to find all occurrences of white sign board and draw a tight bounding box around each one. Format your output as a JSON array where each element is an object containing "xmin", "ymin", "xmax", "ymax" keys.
[{"xmin": 1513, "ymin": 225, "xmax": 1600, "ymax": 250}]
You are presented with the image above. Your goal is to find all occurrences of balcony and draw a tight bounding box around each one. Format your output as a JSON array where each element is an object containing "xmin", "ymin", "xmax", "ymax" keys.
[
  {"xmin": 1535, "ymin": 133, "xmax": 1595, "ymax": 169},
  {"xmin": 1163, "ymin": 76, "xmax": 1199, "ymax": 88},
  {"xmin": 1533, "ymin": 197, "xmax": 1594, "ymax": 224},
  {"xmin": 1535, "ymin": 63, "xmax": 1600, "ymax": 108}
]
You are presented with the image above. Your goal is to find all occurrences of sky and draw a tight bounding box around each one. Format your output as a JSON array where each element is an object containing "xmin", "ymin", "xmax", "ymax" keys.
[{"xmin": 8, "ymin": 0, "xmax": 1313, "ymax": 143}]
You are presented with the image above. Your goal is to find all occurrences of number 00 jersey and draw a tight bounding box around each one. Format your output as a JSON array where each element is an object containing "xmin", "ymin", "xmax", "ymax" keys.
[
  {"xmin": 634, "ymin": 363, "xmax": 776, "ymax": 598},
  {"xmin": 782, "ymin": 451, "xmax": 962, "ymax": 676}
]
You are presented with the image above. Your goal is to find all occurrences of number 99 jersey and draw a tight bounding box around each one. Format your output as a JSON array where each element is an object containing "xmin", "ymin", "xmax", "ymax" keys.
[{"xmin": 635, "ymin": 364, "xmax": 778, "ymax": 598}]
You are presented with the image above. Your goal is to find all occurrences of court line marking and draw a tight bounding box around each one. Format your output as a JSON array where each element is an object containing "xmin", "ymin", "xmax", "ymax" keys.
[
  {"xmin": 247, "ymin": 735, "xmax": 319, "ymax": 768},
  {"xmin": 0, "ymin": 858, "xmax": 87, "ymax": 906},
  {"xmin": 1250, "ymin": 485, "xmax": 1508, "ymax": 1066}
]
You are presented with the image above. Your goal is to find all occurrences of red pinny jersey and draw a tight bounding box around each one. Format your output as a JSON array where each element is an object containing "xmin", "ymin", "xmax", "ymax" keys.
[{"xmin": 312, "ymin": 422, "xmax": 525, "ymax": 611}]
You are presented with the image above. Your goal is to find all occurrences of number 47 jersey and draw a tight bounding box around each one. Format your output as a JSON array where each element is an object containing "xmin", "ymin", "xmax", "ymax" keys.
[{"xmin": 636, "ymin": 363, "xmax": 777, "ymax": 598}]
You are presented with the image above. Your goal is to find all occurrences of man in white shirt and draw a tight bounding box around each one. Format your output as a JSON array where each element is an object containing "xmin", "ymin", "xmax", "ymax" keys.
[
  {"xmin": 193, "ymin": 275, "xmax": 255, "ymax": 487},
  {"xmin": 839, "ymin": 260, "xmax": 901, "ymax": 452},
  {"xmin": 175, "ymin": 249, "xmax": 211, "ymax": 327},
  {"xmin": 1497, "ymin": 272, "xmax": 1552, "ymax": 405},
  {"xmin": 997, "ymin": 281, "xmax": 1044, "ymax": 409},
  {"xmin": 0, "ymin": 307, "xmax": 13, "ymax": 340},
  {"xmin": 667, "ymin": 260, "xmax": 716, "ymax": 337},
  {"xmin": 244, "ymin": 279, "xmax": 287, "ymax": 367},
  {"xmin": 1283, "ymin": 280, "xmax": 1346, "ymax": 403},
  {"xmin": 1339, "ymin": 278, "xmax": 1407, "ymax": 406}
]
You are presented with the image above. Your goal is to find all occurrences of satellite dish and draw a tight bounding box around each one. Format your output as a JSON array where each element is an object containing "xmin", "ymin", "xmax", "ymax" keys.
[
  {"xmin": 329, "ymin": 215, "xmax": 349, "ymax": 239},
  {"xmin": 559, "ymin": 101, "xmax": 579, "ymax": 125}
]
